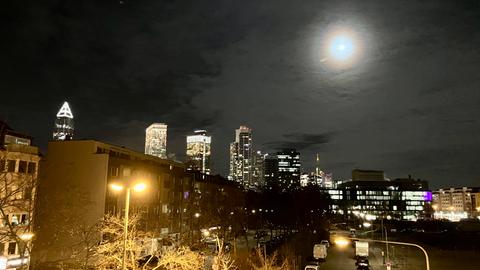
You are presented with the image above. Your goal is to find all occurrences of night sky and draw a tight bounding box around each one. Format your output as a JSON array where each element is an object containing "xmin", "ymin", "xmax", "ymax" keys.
[{"xmin": 2, "ymin": 0, "xmax": 480, "ymax": 188}]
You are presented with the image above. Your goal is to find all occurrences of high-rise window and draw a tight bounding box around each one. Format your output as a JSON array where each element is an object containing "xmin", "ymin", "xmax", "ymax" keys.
[
  {"xmin": 186, "ymin": 130, "xmax": 212, "ymax": 174},
  {"xmin": 52, "ymin": 101, "xmax": 74, "ymax": 141},
  {"xmin": 145, "ymin": 123, "xmax": 168, "ymax": 159}
]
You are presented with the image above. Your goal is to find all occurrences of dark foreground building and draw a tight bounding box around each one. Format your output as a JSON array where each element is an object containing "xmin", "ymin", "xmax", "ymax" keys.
[
  {"xmin": 32, "ymin": 140, "xmax": 186, "ymax": 267},
  {"xmin": 31, "ymin": 140, "xmax": 243, "ymax": 269}
]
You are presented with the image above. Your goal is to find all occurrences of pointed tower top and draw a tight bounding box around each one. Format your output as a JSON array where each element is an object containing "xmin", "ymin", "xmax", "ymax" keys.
[{"xmin": 56, "ymin": 101, "xmax": 73, "ymax": 119}]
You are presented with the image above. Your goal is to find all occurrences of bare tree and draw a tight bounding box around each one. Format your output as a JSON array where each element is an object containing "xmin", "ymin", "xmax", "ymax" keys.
[
  {"xmin": 213, "ymin": 238, "xmax": 237, "ymax": 270},
  {"xmin": 152, "ymin": 246, "xmax": 204, "ymax": 270},
  {"xmin": 0, "ymin": 148, "xmax": 38, "ymax": 269},
  {"xmin": 249, "ymin": 248, "xmax": 290, "ymax": 270},
  {"xmin": 96, "ymin": 213, "xmax": 150, "ymax": 270}
]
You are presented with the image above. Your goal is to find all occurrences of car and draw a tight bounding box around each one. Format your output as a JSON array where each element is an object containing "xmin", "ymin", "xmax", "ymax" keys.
[
  {"xmin": 304, "ymin": 261, "xmax": 321, "ymax": 270},
  {"xmin": 355, "ymin": 257, "xmax": 369, "ymax": 267},
  {"xmin": 320, "ymin": 240, "xmax": 330, "ymax": 248}
]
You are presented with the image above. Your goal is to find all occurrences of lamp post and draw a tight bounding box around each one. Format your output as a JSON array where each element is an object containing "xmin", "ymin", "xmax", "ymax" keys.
[{"xmin": 111, "ymin": 182, "xmax": 146, "ymax": 270}]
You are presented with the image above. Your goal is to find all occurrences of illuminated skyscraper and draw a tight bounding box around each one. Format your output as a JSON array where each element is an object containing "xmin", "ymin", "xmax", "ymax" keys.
[
  {"xmin": 145, "ymin": 123, "xmax": 167, "ymax": 158},
  {"xmin": 52, "ymin": 101, "xmax": 74, "ymax": 141},
  {"xmin": 277, "ymin": 149, "xmax": 301, "ymax": 191},
  {"xmin": 252, "ymin": 150, "xmax": 266, "ymax": 188},
  {"xmin": 229, "ymin": 126, "xmax": 253, "ymax": 188},
  {"xmin": 186, "ymin": 130, "xmax": 211, "ymax": 174}
]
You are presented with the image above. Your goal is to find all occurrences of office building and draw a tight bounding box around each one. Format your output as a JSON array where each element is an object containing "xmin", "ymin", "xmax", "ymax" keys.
[
  {"xmin": 186, "ymin": 130, "xmax": 211, "ymax": 174},
  {"xmin": 352, "ymin": 169, "xmax": 385, "ymax": 181},
  {"xmin": 145, "ymin": 123, "xmax": 168, "ymax": 158},
  {"xmin": 263, "ymin": 154, "xmax": 278, "ymax": 190},
  {"xmin": 0, "ymin": 121, "xmax": 40, "ymax": 268},
  {"xmin": 432, "ymin": 187, "xmax": 480, "ymax": 221},
  {"xmin": 276, "ymin": 149, "xmax": 301, "ymax": 192},
  {"xmin": 327, "ymin": 172, "xmax": 431, "ymax": 221},
  {"xmin": 52, "ymin": 101, "xmax": 74, "ymax": 141},
  {"xmin": 252, "ymin": 151, "xmax": 266, "ymax": 188},
  {"xmin": 228, "ymin": 126, "xmax": 253, "ymax": 188}
]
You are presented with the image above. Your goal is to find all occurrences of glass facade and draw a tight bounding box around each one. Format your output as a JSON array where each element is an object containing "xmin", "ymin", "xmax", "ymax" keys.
[
  {"xmin": 145, "ymin": 123, "xmax": 168, "ymax": 159},
  {"xmin": 229, "ymin": 126, "xmax": 253, "ymax": 188},
  {"xmin": 186, "ymin": 130, "xmax": 211, "ymax": 174},
  {"xmin": 329, "ymin": 185, "xmax": 431, "ymax": 221}
]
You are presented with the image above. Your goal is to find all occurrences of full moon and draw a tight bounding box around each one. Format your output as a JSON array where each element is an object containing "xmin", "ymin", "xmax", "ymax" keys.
[{"xmin": 329, "ymin": 35, "xmax": 355, "ymax": 61}]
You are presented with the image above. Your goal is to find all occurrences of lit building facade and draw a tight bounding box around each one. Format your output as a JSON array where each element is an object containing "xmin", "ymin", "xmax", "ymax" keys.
[
  {"xmin": 432, "ymin": 187, "xmax": 480, "ymax": 221},
  {"xmin": 327, "ymin": 174, "xmax": 431, "ymax": 221},
  {"xmin": 145, "ymin": 123, "xmax": 168, "ymax": 159},
  {"xmin": 0, "ymin": 121, "xmax": 40, "ymax": 268},
  {"xmin": 228, "ymin": 126, "xmax": 253, "ymax": 188},
  {"xmin": 186, "ymin": 130, "xmax": 211, "ymax": 174},
  {"xmin": 252, "ymin": 151, "xmax": 266, "ymax": 188},
  {"xmin": 52, "ymin": 101, "xmax": 74, "ymax": 141},
  {"xmin": 276, "ymin": 149, "xmax": 301, "ymax": 192}
]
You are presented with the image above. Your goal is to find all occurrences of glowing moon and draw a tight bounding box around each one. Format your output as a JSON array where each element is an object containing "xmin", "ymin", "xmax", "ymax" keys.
[{"xmin": 318, "ymin": 26, "xmax": 363, "ymax": 69}]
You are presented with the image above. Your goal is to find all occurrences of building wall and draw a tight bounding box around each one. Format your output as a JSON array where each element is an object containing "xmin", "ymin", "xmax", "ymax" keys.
[
  {"xmin": 0, "ymin": 144, "xmax": 40, "ymax": 260},
  {"xmin": 432, "ymin": 187, "xmax": 479, "ymax": 220},
  {"xmin": 32, "ymin": 140, "xmax": 192, "ymax": 267},
  {"xmin": 32, "ymin": 141, "xmax": 109, "ymax": 265},
  {"xmin": 352, "ymin": 169, "xmax": 385, "ymax": 181}
]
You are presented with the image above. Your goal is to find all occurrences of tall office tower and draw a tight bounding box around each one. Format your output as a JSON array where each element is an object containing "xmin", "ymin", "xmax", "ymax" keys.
[
  {"xmin": 186, "ymin": 130, "xmax": 212, "ymax": 174},
  {"xmin": 315, "ymin": 154, "xmax": 325, "ymax": 187},
  {"xmin": 228, "ymin": 126, "xmax": 253, "ymax": 188},
  {"xmin": 277, "ymin": 149, "xmax": 301, "ymax": 192},
  {"xmin": 263, "ymin": 154, "xmax": 278, "ymax": 190},
  {"xmin": 52, "ymin": 101, "xmax": 74, "ymax": 141},
  {"xmin": 252, "ymin": 150, "xmax": 266, "ymax": 188},
  {"xmin": 145, "ymin": 123, "xmax": 168, "ymax": 158}
]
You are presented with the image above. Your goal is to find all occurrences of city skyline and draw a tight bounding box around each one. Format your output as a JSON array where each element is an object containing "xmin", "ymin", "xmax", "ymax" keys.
[
  {"xmin": 3, "ymin": 1, "xmax": 480, "ymax": 269},
  {"xmin": 2, "ymin": 0, "xmax": 480, "ymax": 189}
]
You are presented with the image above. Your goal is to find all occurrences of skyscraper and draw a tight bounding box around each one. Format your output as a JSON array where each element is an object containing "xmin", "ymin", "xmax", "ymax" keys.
[
  {"xmin": 263, "ymin": 154, "xmax": 278, "ymax": 190},
  {"xmin": 186, "ymin": 130, "xmax": 211, "ymax": 174},
  {"xmin": 52, "ymin": 101, "xmax": 74, "ymax": 141},
  {"xmin": 229, "ymin": 125, "xmax": 253, "ymax": 188},
  {"xmin": 252, "ymin": 150, "xmax": 266, "ymax": 188},
  {"xmin": 145, "ymin": 123, "xmax": 167, "ymax": 158},
  {"xmin": 277, "ymin": 149, "xmax": 301, "ymax": 192}
]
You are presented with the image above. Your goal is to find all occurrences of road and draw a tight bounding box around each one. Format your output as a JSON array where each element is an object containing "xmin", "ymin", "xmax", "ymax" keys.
[{"xmin": 318, "ymin": 243, "xmax": 384, "ymax": 270}]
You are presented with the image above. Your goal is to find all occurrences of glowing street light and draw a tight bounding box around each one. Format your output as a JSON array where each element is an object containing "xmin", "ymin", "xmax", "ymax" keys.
[
  {"xmin": 110, "ymin": 181, "xmax": 147, "ymax": 270},
  {"xmin": 19, "ymin": 232, "xmax": 34, "ymax": 241},
  {"xmin": 334, "ymin": 237, "xmax": 350, "ymax": 247},
  {"xmin": 133, "ymin": 183, "xmax": 146, "ymax": 192},
  {"xmin": 195, "ymin": 212, "xmax": 201, "ymax": 218}
]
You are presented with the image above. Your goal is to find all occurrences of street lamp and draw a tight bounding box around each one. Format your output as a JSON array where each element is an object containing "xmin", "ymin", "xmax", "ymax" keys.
[{"xmin": 110, "ymin": 182, "xmax": 147, "ymax": 270}]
